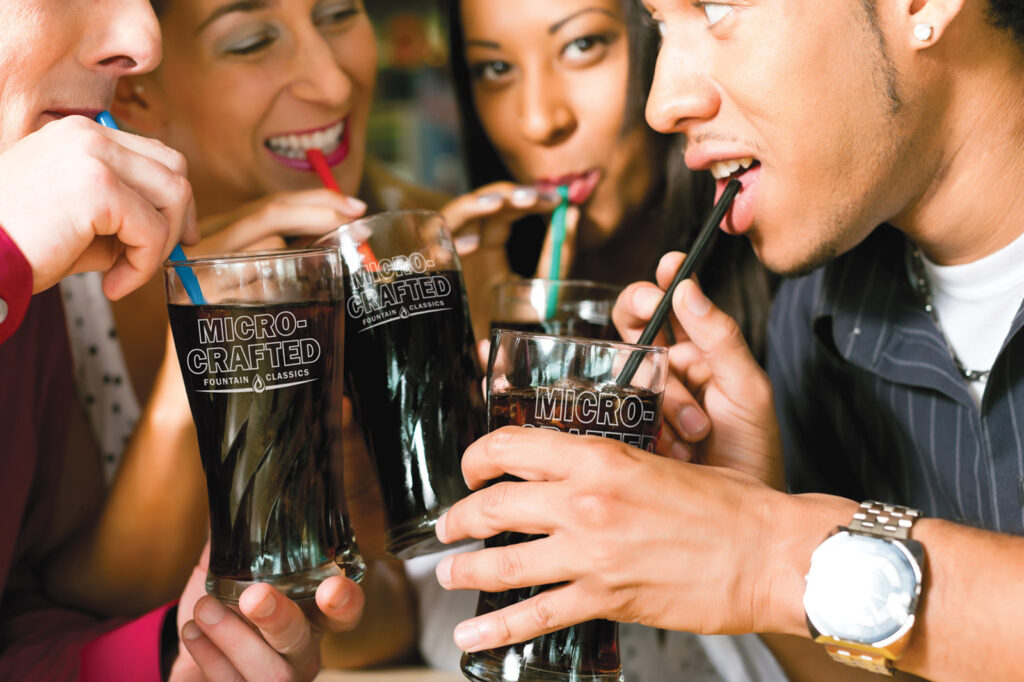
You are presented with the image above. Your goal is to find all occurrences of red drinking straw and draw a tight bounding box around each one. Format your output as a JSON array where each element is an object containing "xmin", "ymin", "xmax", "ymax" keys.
[{"xmin": 305, "ymin": 148, "xmax": 379, "ymax": 271}]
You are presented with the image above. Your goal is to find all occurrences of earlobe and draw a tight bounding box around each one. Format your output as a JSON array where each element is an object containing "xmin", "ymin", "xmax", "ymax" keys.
[
  {"xmin": 905, "ymin": 0, "xmax": 966, "ymax": 48},
  {"xmin": 111, "ymin": 76, "xmax": 165, "ymax": 134}
]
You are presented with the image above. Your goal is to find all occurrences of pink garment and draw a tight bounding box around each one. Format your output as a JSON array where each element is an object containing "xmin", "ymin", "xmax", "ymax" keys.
[
  {"xmin": 0, "ymin": 290, "xmax": 167, "ymax": 681},
  {"xmin": 0, "ymin": 225, "xmax": 32, "ymax": 345}
]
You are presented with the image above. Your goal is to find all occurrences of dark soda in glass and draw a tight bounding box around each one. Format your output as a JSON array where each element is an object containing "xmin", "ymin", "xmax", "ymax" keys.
[
  {"xmin": 344, "ymin": 268, "xmax": 486, "ymax": 559},
  {"xmin": 461, "ymin": 382, "xmax": 662, "ymax": 682},
  {"xmin": 168, "ymin": 300, "xmax": 364, "ymax": 604}
]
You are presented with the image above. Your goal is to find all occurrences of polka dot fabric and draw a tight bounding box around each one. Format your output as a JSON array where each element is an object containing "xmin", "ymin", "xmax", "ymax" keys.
[{"xmin": 61, "ymin": 272, "xmax": 141, "ymax": 484}]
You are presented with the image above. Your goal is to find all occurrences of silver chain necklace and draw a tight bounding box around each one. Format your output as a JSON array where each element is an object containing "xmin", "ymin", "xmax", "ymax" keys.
[{"xmin": 906, "ymin": 245, "xmax": 991, "ymax": 382}]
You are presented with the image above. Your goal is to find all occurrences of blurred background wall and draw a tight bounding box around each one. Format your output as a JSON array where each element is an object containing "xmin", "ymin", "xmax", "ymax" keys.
[{"xmin": 365, "ymin": 1, "xmax": 466, "ymax": 196}]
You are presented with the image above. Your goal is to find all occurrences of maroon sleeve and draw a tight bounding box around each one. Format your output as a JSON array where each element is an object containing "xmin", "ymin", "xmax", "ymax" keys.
[
  {"xmin": 80, "ymin": 602, "xmax": 177, "ymax": 682},
  {"xmin": 0, "ymin": 224, "xmax": 32, "ymax": 345}
]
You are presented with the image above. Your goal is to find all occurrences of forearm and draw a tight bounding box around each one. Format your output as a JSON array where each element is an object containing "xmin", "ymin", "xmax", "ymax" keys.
[
  {"xmin": 47, "ymin": 363, "xmax": 208, "ymax": 615},
  {"xmin": 319, "ymin": 559, "xmax": 418, "ymax": 668},
  {"xmin": 762, "ymin": 494, "xmax": 1024, "ymax": 681}
]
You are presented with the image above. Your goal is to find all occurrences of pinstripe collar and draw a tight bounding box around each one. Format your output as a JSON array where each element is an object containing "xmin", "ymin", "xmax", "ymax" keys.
[{"xmin": 812, "ymin": 225, "xmax": 977, "ymax": 406}]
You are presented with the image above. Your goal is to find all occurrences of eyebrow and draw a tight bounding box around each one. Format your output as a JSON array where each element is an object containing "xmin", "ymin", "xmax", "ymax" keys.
[
  {"xmin": 464, "ymin": 7, "xmax": 621, "ymax": 50},
  {"xmin": 548, "ymin": 8, "xmax": 620, "ymax": 34},
  {"xmin": 196, "ymin": 0, "xmax": 271, "ymax": 34}
]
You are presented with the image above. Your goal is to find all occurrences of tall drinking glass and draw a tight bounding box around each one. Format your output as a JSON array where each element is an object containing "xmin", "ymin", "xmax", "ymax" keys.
[
  {"xmin": 164, "ymin": 247, "xmax": 364, "ymax": 607},
  {"xmin": 490, "ymin": 279, "xmax": 621, "ymax": 340},
  {"xmin": 316, "ymin": 210, "xmax": 486, "ymax": 559},
  {"xmin": 462, "ymin": 329, "xmax": 667, "ymax": 682}
]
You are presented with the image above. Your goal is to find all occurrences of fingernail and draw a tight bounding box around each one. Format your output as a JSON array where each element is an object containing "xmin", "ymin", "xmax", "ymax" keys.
[
  {"xmin": 633, "ymin": 286, "xmax": 662, "ymax": 313},
  {"xmin": 538, "ymin": 189, "xmax": 560, "ymax": 202},
  {"xmin": 511, "ymin": 187, "xmax": 538, "ymax": 206},
  {"xmin": 181, "ymin": 621, "xmax": 203, "ymax": 641},
  {"xmin": 476, "ymin": 193, "xmax": 503, "ymax": 207},
  {"xmin": 346, "ymin": 197, "xmax": 367, "ymax": 213},
  {"xmin": 454, "ymin": 622, "xmax": 482, "ymax": 651},
  {"xmin": 678, "ymin": 406, "xmax": 709, "ymax": 437},
  {"xmin": 436, "ymin": 511, "xmax": 448, "ymax": 542},
  {"xmin": 683, "ymin": 282, "xmax": 711, "ymax": 316},
  {"xmin": 454, "ymin": 233, "xmax": 481, "ymax": 253},
  {"xmin": 670, "ymin": 441, "xmax": 692, "ymax": 461},
  {"xmin": 328, "ymin": 586, "xmax": 351, "ymax": 612},
  {"xmin": 197, "ymin": 598, "xmax": 227, "ymax": 626},
  {"xmin": 250, "ymin": 593, "xmax": 276, "ymax": 619},
  {"xmin": 436, "ymin": 556, "xmax": 453, "ymax": 587}
]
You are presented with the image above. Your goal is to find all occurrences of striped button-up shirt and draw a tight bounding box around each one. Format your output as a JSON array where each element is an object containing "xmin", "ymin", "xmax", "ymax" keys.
[{"xmin": 768, "ymin": 226, "xmax": 1024, "ymax": 534}]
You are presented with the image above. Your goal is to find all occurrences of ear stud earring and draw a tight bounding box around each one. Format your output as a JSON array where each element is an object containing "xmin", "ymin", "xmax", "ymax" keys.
[
  {"xmin": 914, "ymin": 23, "xmax": 934, "ymax": 41},
  {"xmin": 134, "ymin": 84, "xmax": 145, "ymax": 95}
]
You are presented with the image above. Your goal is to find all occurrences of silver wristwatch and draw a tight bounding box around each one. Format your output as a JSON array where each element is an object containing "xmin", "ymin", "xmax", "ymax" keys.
[{"xmin": 803, "ymin": 501, "xmax": 926, "ymax": 675}]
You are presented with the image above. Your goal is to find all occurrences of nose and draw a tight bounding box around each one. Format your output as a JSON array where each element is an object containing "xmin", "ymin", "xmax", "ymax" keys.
[
  {"xmin": 81, "ymin": 0, "xmax": 162, "ymax": 76},
  {"xmin": 645, "ymin": 38, "xmax": 720, "ymax": 137},
  {"xmin": 518, "ymin": 64, "xmax": 576, "ymax": 146},
  {"xmin": 287, "ymin": 28, "xmax": 362, "ymax": 106}
]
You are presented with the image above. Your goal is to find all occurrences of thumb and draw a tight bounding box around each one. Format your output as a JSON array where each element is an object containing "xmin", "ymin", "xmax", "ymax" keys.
[{"xmin": 672, "ymin": 279, "xmax": 761, "ymax": 398}]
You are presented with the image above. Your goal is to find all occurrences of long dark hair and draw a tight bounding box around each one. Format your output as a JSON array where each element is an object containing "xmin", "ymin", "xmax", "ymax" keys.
[{"xmin": 443, "ymin": 0, "xmax": 775, "ymax": 359}]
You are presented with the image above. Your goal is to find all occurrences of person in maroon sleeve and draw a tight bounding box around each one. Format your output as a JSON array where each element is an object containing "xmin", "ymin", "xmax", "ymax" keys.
[{"xmin": 0, "ymin": 1, "xmax": 366, "ymax": 680}]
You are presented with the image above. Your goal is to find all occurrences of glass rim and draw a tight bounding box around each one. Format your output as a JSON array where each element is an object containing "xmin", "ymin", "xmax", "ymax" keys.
[
  {"xmin": 164, "ymin": 246, "xmax": 338, "ymax": 268},
  {"xmin": 491, "ymin": 278, "xmax": 622, "ymax": 294},
  {"xmin": 490, "ymin": 328, "xmax": 667, "ymax": 355},
  {"xmin": 315, "ymin": 208, "xmax": 445, "ymax": 242}
]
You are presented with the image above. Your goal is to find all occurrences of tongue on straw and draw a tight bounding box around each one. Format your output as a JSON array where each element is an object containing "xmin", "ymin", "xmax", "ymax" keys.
[
  {"xmin": 306, "ymin": 148, "xmax": 378, "ymax": 271},
  {"xmin": 545, "ymin": 185, "xmax": 571, "ymax": 319},
  {"xmin": 95, "ymin": 111, "xmax": 206, "ymax": 305},
  {"xmin": 616, "ymin": 178, "xmax": 742, "ymax": 387}
]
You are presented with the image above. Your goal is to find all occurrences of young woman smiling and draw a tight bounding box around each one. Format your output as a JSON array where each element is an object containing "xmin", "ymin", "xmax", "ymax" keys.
[{"xmin": 53, "ymin": 0, "xmax": 445, "ymax": 668}]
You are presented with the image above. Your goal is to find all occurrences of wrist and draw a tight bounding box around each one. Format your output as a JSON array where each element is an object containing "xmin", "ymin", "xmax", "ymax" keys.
[{"xmin": 756, "ymin": 492, "xmax": 859, "ymax": 636}]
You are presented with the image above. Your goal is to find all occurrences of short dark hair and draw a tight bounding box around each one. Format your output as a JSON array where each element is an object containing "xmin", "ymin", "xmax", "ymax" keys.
[{"xmin": 987, "ymin": 0, "xmax": 1024, "ymax": 47}]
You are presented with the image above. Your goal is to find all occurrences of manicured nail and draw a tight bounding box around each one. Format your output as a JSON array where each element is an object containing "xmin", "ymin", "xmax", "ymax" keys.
[
  {"xmin": 454, "ymin": 622, "xmax": 482, "ymax": 651},
  {"xmin": 511, "ymin": 187, "xmax": 538, "ymax": 206},
  {"xmin": 250, "ymin": 593, "xmax": 276, "ymax": 619},
  {"xmin": 436, "ymin": 556, "xmax": 453, "ymax": 587},
  {"xmin": 454, "ymin": 233, "xmax": 481, "ymax": 253},
  {"xmin": 181, "ymin": 621, "xmax": 203, "ymax": 641},
  {"xmin": 197, "ymin": 598, "xmax": 227, "ymax": 626},
  {"xmin": 327, "ymin": 585, "xmax": 351, "ymax": 612},
  {"xmin": 476, "ymin": 193, "xmax": 503, "ymax": 207},
  {"xmin": 346, "ymin": 196, "xmax": 367, "ymax": 213},
  {"xmin": 678, "ymin": 406, "xmax": 709, "ymax": 437},
  {"xmin": 435, "ymin": 511, "xmax": 448, "ymax": 541},
  {"xmin": 538, "ymin": 189, "xmax": 561, "ymax": 202},
  {"xmin": 683, "ymin": 281, "xmax": 711, "ymax": 316}
]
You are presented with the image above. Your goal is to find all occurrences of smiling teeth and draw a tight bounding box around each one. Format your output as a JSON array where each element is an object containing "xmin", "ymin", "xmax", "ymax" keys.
[
  {"xmin": 710, "ymin": 156, "xmax": 755, "ymax": 180},
  {"xmin": 266, "ymin": 120, "xmax": 345, "ymax": 160}
]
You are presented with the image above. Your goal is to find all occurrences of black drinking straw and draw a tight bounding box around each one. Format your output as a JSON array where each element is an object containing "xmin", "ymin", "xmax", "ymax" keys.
[{"xmin": 616, "ymin": 178, "xmax": 742, "ymax": 387}]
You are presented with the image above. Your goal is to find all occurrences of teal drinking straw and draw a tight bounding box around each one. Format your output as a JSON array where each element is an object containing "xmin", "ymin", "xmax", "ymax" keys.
[
  {"xmin": 95, "ymin": 111, "xmax": 206, "ymax": 305},
  {"xmin": 545, "ymin": 185, "xmax": 571, "ymax": 320}
]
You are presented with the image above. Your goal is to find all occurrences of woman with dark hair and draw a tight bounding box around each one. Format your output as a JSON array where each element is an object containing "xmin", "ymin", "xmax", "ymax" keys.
[
  {"xmin": 442, "ymin": 0, "xmax": 774, "ymax": 360},
  {"xmin": 409, "ymin": 1, "xmax": 784, "ymax": 680}
]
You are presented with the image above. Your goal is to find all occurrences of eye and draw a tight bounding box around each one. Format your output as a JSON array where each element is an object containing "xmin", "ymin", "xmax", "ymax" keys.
[
  {"xmin": 698, "ymin": 2, "xmax": 733, "ymax": 26},
  {"xmin": 313, "ymin": 1, "xmax": 359, "ymax": 27},
  {"xmin": 223, "ymin": 27, "xmax": 278, "ymax": 56},
  {"xmin": 469, "ymin": 60, "xmax": 514, "ymax": 83},
  {"xmin": 561, "ymin": 33, "xmax": 614, "ymax": 65}
]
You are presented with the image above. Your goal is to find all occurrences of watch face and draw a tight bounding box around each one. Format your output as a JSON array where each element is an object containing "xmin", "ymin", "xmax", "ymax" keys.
[{"xmin": 804, "ymin": 531, "xmax": 920, "ymax": 645}]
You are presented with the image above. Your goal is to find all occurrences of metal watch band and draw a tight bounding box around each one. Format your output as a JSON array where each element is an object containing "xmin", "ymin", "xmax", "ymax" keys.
[
  {"xmin": 824, "ymin": 644, "xmax": 894, "ymax": 676},
  {"xmin": 848, "ymin": 500, "xmax": 921, "ymax": 541}
]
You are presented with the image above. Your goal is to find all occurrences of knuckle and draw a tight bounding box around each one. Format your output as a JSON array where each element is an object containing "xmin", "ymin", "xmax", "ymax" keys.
[
  {"xmin": 450, "ymin": 553, "xmax": 475, "ymax": 585},
  {"xmin": 496, "ymin": 546, "xmax": 524, "ymax": 587},
  {"xmin": 568, "ymin": 490, "xmax": 612, "ymax": 527},
  {"xmin": 482, "ymin": 481, "xmax": 514, "ymax": 519},
  {"xmin": 529, "ymin": 594, "xmax": 560, "ymax": 632}
]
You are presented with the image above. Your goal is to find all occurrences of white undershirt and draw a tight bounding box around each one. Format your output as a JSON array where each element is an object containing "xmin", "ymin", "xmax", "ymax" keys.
[{"xmin": 917, "ymin": 230, "xmax": 1024, "ymax": 407}]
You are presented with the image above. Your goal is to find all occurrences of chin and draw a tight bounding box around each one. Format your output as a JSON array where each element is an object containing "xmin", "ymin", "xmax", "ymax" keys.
[{"xmin": 750, "ymin": 230, "xmax": 840, "ymax": 279}]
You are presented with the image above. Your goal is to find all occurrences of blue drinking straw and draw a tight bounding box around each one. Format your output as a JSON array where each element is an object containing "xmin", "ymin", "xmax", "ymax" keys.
[
  {"xmin": 545, "ymin": 185, "xmax": 571, "ymax": 319},
  {"xmin": 95, "ymin": 111, "xmax": 206, "ymax": 304}
]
